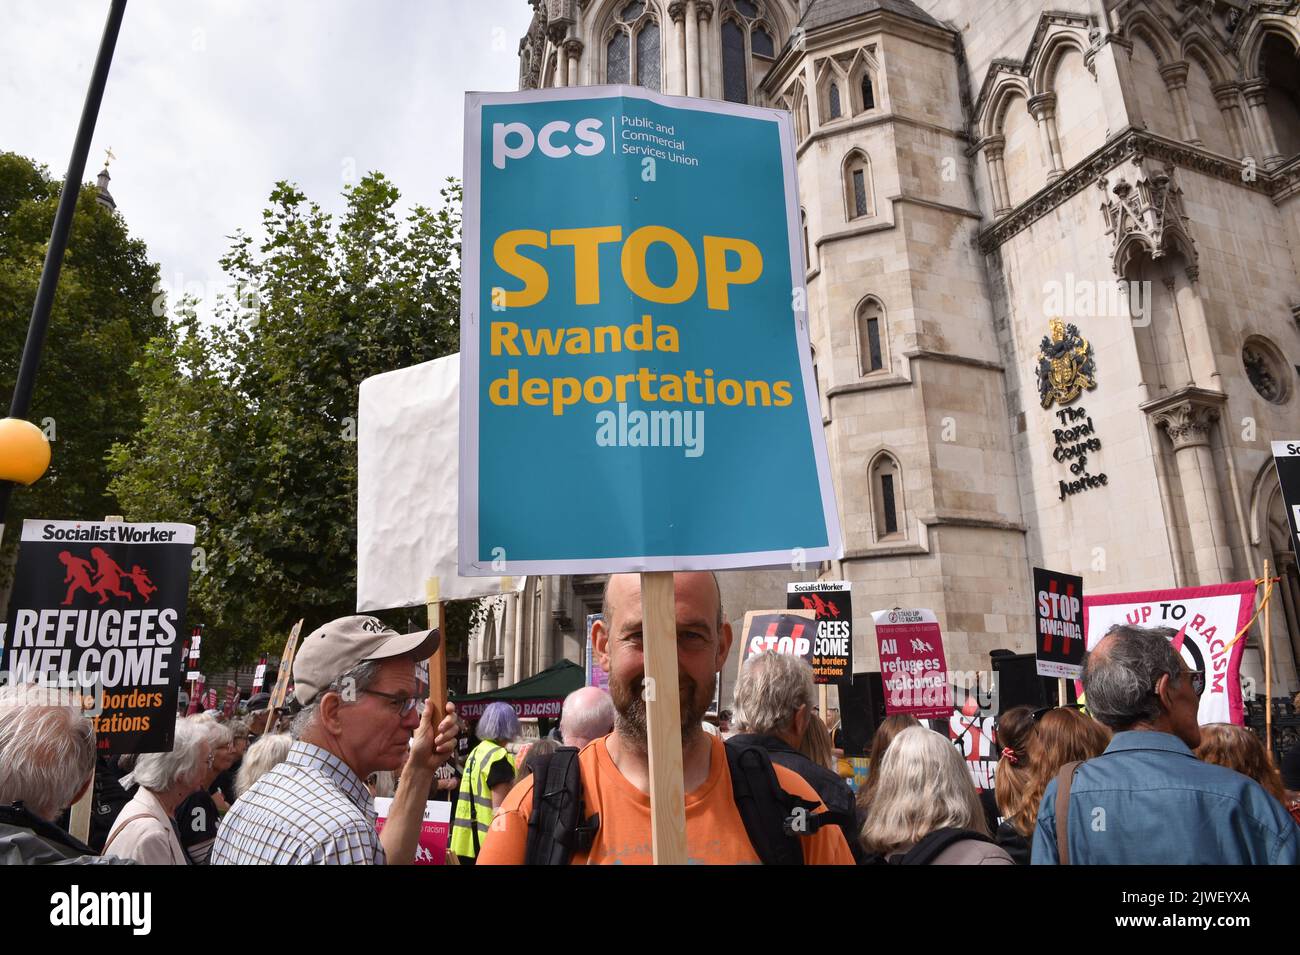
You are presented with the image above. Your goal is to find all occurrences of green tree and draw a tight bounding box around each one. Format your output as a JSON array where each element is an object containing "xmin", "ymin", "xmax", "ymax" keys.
[
  {"xmin": 108, "ymin": 173, "xmax": 462, "ymax": 666},
  {"xmin": 0, "ymin": 151, "xmax": 165, "ymax": 580}
]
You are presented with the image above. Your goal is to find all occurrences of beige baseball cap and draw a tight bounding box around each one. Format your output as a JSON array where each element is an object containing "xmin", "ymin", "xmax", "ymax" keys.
[{"xmin": 293, "ymin": 615, "xmax": 440, "ymax": 706}]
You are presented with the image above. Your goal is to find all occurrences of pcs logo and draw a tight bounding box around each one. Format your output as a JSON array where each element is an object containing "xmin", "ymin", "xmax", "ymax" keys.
[{"xmin": 492, "ymin": 118, "xmax": 606, "ymax": 169}]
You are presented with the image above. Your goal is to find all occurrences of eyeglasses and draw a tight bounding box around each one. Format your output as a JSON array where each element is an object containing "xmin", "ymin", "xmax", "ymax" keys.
[
  {"xmin": 360, "ymin": 688, "xmax": 425, "ymax": 717},
  {"xmin": 1151, "ymin": 670, "xmax": 1205, "ymax": 698}
]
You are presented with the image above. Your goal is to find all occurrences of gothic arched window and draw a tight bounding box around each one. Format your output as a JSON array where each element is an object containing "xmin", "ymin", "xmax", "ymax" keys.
[
  {"xmin": 815, "ymin": 59, "xmax": 850, "ymax": 126},
  {"xmin": 871, "ymin": 452, "xmax": 904, "ymax": 540},
  {"xmin": 607, "ymin": 1, "xmax": 661, "ymax": 90},
  {"xmin": 637, "ymin": 19, "xmax": 661, "ymax": 88},
  {"xmin": 856, "ymin": 296, "xmax": 887, "ymax": 374},
  {"xmin": 843, "ymin": 150, "xmax": 873, "ymax": 220},
  {"xmin": 719, "ymin": 1, "xmax": 779, "ymax": 104},
  {"xmin": 607, "ymin": 31, "xmax": 630, "ymax": 84},
  {"xmin": 846, "ymin": 47, "xmax": 880, "ymax": 114},
  {"xmin": 722, "ymin": 19, "xmax": 748, "ymax": 103}
]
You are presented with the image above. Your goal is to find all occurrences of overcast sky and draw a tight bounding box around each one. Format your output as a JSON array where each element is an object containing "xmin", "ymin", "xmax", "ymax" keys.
[{"xmin": 0, "ymin": 0, "xmax": 532, "ymax": 302}]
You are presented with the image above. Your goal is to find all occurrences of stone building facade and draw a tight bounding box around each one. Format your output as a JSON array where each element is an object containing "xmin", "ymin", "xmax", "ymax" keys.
[{"xmin": 468, "ymin": 0, "xmax": 1300, "ymax": 705}]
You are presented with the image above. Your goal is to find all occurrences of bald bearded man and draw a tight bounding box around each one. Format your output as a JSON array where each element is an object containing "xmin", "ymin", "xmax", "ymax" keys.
[{"xmin": 478, "ymin": 572, "xmax": 854, "ymax": 865}]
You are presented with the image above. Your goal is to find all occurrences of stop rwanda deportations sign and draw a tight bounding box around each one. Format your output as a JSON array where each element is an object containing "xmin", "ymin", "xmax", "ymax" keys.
[
  {"xmin": 459, "ymin": 86, "xmax": 840, "ymax": 574},
  {"xmin": 3, "ymin": 520, "xmax": 195, "ymax": 755}
]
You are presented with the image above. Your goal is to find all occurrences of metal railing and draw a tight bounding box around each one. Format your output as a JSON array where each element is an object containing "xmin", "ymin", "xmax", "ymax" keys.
[{"xmin": 1244, "ymin": 698, "xmax": 1300, "ymax": 767}]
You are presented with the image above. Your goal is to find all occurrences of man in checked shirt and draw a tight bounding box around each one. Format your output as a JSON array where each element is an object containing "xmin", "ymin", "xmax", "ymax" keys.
[{"xmin": 212, "ymin": 616, "xmax": 458, "ymax": 864}]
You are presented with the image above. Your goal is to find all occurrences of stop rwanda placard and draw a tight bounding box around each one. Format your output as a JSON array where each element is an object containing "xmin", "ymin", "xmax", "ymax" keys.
[
  {"xmin": 2, "ymin": 519, "xmax": 194, "ymax": 755},
  {"xmin": 1033, "ymin": 567, "xmax": 1084, "ymax": 679},
  {"xmin": 459, "ymin": 86, "xmax": 840, "ymax": 574}
]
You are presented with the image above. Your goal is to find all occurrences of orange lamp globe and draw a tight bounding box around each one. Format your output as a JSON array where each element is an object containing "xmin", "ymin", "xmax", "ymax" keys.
[{"xmin": 0, "ymin": 417, "xmax": 52, "ymax": 485}]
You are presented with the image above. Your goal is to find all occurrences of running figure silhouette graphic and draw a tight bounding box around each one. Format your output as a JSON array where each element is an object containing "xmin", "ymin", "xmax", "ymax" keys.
[
  {"xmin": 89, "ymin": 547, "xmax": 133, "ymax": 603},
  {"xmin": 800, "ymin": 593, "xmax": 829, "ymax": 616},
  {"xmin": 125, "ymin": 564, "xmax": 158, "ymax": 603},
  {"xmin": 58, "ymin": 551, "xmax": 97, "ymax": 605},
  {"xmin": 57, "ymin": 548, "xmax": 160, "ymax": 605}
]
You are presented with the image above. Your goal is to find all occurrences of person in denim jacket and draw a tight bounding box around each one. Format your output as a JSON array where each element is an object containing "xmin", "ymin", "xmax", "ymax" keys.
[{"xmin": 1033, "ymin": 624, "xmax": 1299, "ymax": 865}]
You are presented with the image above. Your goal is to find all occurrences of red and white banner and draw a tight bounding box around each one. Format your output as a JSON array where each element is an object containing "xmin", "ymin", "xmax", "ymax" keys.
[{"xmin": 1084, "ymin": 581, "xmax": 1254, "ymax": 725}]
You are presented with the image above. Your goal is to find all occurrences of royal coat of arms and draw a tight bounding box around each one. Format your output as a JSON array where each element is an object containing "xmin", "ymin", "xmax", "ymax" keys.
[{"xmin": 1036, "ymin": 318, "xmax": 1096, "ymax": 408}]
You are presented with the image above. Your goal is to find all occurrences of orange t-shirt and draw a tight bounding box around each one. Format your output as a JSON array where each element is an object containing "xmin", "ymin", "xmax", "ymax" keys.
[{"xmin": 477, "ymin": 734, "xmax": 855, "ymax": 865}]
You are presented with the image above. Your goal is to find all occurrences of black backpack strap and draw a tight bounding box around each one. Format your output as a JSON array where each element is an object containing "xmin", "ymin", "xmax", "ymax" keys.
[
  {"xmin": 524, "ymin": 747, "xmax": 599, "ymax": 865},
  {"xmin": 896, "ymin": 827, "xmax": 993, "ymax": 865},
  {"xmin": 724, "ymin": 740, "xmax": 822, "ymax": 865}
]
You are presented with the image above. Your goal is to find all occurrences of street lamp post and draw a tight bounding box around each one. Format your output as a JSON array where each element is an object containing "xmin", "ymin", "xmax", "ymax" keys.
[{"xmin": 0, "ymin": 0, "xmax": 128, "ymax": 537}]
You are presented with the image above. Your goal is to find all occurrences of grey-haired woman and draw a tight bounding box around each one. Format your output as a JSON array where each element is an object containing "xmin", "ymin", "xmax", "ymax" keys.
[{"xmin": 102, "ymin": 718, "xmax": 211, "ymax": 864}]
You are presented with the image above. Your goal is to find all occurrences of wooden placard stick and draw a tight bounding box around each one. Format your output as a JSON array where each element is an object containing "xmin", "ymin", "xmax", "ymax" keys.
[
  {"xmin": 267, "ymin": 618, "xmax": 305, "ymax": 725},
  {"xmin": 1263, "ymin": 559, "xmax": 1273, "ymax": 754},
  {"xmin": 640, "ymin": 570, "xmax": 687, "ymax": 865},
  {"xmin": 424, "ymin": 577, "xmax": 447, "ymax": 717},
  {"xmin": 68, "ymin": 765, "xmax": 93, "ymax": 848},
  {"xmin": 70, "ymin": 514, "xmax": 124, "ymax": 844}
]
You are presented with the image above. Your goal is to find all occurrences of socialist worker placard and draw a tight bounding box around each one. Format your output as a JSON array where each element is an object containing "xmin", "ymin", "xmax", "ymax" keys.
[
  {"xmin": 2, "ymin": 520, "xmax": 195, "ymax": 755},
  {"xmin": 459, "ymin": 86, "xmax": 840, "ymax": 574},
  {"xmin": 787, "ymin": 580, "xmax": 852, "ymax": 684}
]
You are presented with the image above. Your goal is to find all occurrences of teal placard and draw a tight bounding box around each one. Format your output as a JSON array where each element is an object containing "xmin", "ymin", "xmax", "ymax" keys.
[{"xmin": 460, "ymin": 86, "xmax": 840, "ymax": 575}]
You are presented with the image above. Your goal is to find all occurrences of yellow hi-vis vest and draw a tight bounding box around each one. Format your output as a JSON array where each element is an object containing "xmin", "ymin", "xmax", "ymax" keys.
[{"xmin": 450, "ymin": 739, "xmax": 514, "ymax": 858}]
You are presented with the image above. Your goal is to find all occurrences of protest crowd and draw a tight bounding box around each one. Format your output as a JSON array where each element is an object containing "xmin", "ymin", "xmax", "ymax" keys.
[
  {"xmin": 4, "ymin": 5, "xmax": 1299, "ymax": 885},
  {"xmin": 1, "ymin": 570, "xmax": 1297, "ymax": 867}
]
